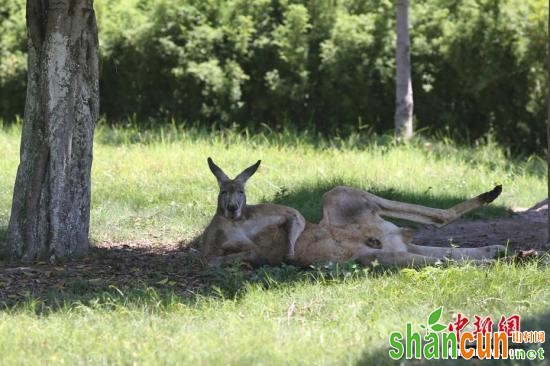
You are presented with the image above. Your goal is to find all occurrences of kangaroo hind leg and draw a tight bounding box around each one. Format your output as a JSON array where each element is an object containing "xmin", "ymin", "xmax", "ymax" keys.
[
  {"xmin": 321, "ymin": 185, "xmax": 502, "ymax": 228},
  {"xmin": 353, "ymin": 249, "xmax": 440, "ymax": 268}
]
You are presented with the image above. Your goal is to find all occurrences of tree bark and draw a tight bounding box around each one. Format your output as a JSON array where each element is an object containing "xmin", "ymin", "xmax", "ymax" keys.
[
  {"xmin": 395, "ymin": 0, "xmax": 413, "ymax": 140},
  {"xmin": 5, "ymin": 0, "xmax": 99, "ymax": 262}
]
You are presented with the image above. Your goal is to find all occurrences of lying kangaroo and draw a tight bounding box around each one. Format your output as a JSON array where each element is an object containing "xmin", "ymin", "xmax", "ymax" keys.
[{"xmin": 200, "ymin": 158, "xmax": 506, "ymax": 268}]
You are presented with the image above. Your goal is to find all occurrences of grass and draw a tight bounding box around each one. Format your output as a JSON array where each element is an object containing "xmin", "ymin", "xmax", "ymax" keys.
[
  {"xmin": 0, "ymin": 122, "xmax": 548, "ymax": 365},
  {"xmin": 0, "ymin": 122, "xmax": 545, "ymax": 243},
  {"xmin": 0, "ymin": 263, "xmax": 548, "ymax": 365}
]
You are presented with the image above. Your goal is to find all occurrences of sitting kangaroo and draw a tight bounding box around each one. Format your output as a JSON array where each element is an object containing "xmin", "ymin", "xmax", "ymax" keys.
[{"xmin": 200, "ymin": 158, "xmax": 506, "ymax": 268}]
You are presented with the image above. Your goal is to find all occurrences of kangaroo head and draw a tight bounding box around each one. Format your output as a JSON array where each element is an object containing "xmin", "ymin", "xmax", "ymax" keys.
[{"xmin": 207, "ymin": 157, "xmax": 261, "ymax": 220}]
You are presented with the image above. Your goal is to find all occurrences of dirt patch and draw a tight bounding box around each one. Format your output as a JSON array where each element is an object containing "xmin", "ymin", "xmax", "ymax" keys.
[
  {"xmin": 414, "ymin": 200, "xmax": 549, "ymax": 252},
  {"xmin": 0, "ymin": 240, "xmax": 208, "ymax": 306}
]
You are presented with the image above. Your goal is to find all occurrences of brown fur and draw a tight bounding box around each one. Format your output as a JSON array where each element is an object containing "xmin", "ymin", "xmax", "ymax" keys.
[{"xmin": 200, "ymin": 159, "xmax": 506, "ymax": 268}]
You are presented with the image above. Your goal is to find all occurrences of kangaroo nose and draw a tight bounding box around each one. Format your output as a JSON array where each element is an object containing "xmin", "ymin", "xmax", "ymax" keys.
[{"xmin": 228, "ymin": 204, "xmax": 238, "ymax": 212}]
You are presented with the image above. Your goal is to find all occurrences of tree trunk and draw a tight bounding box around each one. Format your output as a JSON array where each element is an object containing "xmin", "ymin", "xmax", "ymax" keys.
[
  {"xmin": 395, "ymin": 0, "xmax": 413, "ymax": 140},
  {"xmin": 5, "ymin": 0, "xmax": 99, "ymax": 262}
]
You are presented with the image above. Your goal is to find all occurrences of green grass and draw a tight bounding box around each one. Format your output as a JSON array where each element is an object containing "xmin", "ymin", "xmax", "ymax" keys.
[
  {"xmin": 0, "ymin": 123, "xmax": 548, "ymax": 365},
  {"xmin": 0, "ymin": 122, "xmax": 545, "ymax": 243},
  {"xmin": 0, "ymin": 263, "xmax": 548, "ymax": 365}
]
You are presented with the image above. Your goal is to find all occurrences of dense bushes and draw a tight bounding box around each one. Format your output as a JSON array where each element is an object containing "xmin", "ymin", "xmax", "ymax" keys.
[
  {"xmin": 0, "ymin": 0, "xmax": 547, "ymax": 153},
  {"xmin": 0, "ymin": 1, "xmax": 25, "ymax": 120}
]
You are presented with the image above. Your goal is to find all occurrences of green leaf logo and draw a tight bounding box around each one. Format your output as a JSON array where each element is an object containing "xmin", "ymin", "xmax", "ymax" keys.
[
  {"xmin": 431, "ymin": 324, "xmax": 446, "ymax": 332},
  {"xmin": 428, "ymin": 307, "xmax": 443, "ymax": 325},
  {"xmin": 423, "ymin": 307, "xmax": 446, "ymax": 334}
]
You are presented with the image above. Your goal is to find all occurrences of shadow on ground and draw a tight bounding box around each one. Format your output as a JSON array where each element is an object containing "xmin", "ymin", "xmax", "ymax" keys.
[
  {"xmin": 0, "ymin": 237, "xmax": 405, "ymax": 312},
  {"xmin": 0, "ymin": 183, "xmax": 541, "ymax": 311},
  {"xmin": 0, "ymin": 240, "xmax": 205, "ymax": 308},
  {"xmin": 0, "ymin": 237, "xmax": 364, "ymax": 310},
  {"xmin": 356, "ymin": 311, "xmax": 550, "ymax": 366}
]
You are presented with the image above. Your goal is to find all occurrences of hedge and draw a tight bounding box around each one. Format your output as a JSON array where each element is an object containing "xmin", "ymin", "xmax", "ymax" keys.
[{"xmin": 0, "ymin": 0, "xmax": 547, "ymax": 153}]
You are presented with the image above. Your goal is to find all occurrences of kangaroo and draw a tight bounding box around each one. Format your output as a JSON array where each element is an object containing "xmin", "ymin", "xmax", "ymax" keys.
[{"xmin": 199, "ymin": 158, "xmax": 506, "ymax": 268}]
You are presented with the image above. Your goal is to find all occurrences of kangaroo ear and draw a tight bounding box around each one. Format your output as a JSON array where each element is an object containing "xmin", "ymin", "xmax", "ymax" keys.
[
  {"xmin": 207, "ymin": 157, "xmax": 229, "ymax": 184},
  {"xmin": 235, "ymin": 160, "xmax": 261, "ymax": 183}
]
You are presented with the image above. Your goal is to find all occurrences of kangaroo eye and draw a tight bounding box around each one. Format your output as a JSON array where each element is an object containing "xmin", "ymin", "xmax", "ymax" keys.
[
  {"xmin": 221, "ymin": 191, "xmax": 227, "ymax": 195},
  {"xmin": 238, "ymin": 191, "xmax": 244, "ymax": 194}
]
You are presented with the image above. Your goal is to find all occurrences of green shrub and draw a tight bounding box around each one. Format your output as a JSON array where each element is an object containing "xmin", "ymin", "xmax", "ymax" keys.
[
  {"xmin": 0, "ymin": 0, "xmax": 25, "ymax": 120},
  {"xmin": 0, "ymin": 0, "xmax": 547, "ymax": 153}
]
